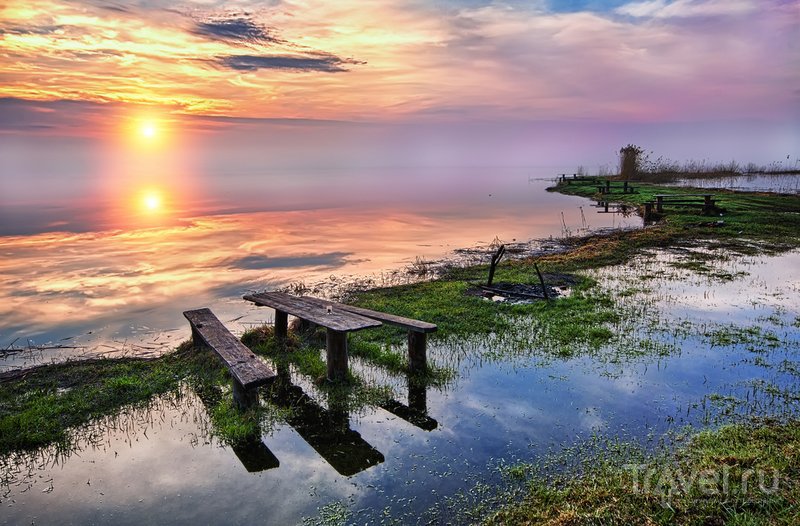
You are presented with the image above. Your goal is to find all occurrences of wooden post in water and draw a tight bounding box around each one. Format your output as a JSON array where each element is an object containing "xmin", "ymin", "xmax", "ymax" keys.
[
  {"xmin": 703, "ymin": 195, "xmax": 714, "ymax": 214},
  {"xmin": 326, "ymin": 329, "xmax": 348, "ymax": 382},
  {"xmin": 408, "ymin": 331, "xmax": 427, "ymax": 373},
  {"xmin": 408, "ymin": 377, "xmax": 427, "ymax": 413},
  {"xmin": 487, "ymin": 244, "xmax": 506, "ymax": 286}
]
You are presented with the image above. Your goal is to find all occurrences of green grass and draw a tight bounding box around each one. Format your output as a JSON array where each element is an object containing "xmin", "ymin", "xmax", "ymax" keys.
[
  {"xmin": 551, "ymin": 181, "xmax": 800, "ymax": 259},
  {"xmin": 349, "ymin": 277, "xmax": 618, "ymax": 350},
  {"xmin": 484, "ymin": 420, "xmax": 800, "ymax": 525},
  {"xmin": 0, "ymin": 347, "xmax": 198, "ymax": 452}
]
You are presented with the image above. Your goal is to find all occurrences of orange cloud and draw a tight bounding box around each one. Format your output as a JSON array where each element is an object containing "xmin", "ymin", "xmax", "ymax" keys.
[{"xmin": 0, "ymin": 0, "xmax": 796, "ymax": 123}]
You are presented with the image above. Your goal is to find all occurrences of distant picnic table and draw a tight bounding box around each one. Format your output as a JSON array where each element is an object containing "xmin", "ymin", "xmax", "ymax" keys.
[{"xmin": 653, "ymin": 193, "xmax": 716, "ymax": 213}]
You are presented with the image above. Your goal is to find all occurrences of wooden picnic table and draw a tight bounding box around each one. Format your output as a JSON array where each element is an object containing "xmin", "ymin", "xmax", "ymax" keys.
[
  {"xmin": 244, "ymin": 291, "xmax": 381, "ymax": 382},
  {"xmin": 296, "ymin": 296, "xmax": 437, "ymax": 374},
  {"xmin": 653, "ymin": 193, "xmax": 715, "ymax": 213},
  {"xmin": 597, "ymin": 180, "xmax": 637, "ymax": 194},
  {"xmin": 244, "ymin": 291, "xmax": 437, "ymax": 381}
]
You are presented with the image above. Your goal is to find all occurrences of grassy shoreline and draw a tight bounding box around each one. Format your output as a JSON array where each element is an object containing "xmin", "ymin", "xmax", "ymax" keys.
[
  {"xmin": 484, "ymin": 419, "xmax": 800, "ymax": 525},
  {"xmin": 2, "ymin": 179, "xmax": 800, "ymax": 523}
]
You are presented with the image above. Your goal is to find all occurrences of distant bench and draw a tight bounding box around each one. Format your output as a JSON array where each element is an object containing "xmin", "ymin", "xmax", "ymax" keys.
[
  {"xmin": 559, "ymin": 173, "xmax": 600, "ymax": 184},
  {"xmin": 597, "ymin": 180, "xmax": 637, "ymax": 194},
  {"xmin": 653, "ymin": 194, "xmax": 716, "ymax": 213},
  {"xmin": 183, "ymin": 308, "xmax": 276, "ymax": 408},
  {"xmin": 244, "ymin": 291, "xmax": 437, "ymax": 381}
]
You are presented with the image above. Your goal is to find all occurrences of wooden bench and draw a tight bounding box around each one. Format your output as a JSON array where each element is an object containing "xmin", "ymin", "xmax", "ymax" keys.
[
  {"xmin": 593, "ymin": 201, "xmax": 635, "ymax": 214},
  {"xmin": 183, "ymin": 308, "xmax": 276, "ymax": 408},
  {"xmin": 244, "ymin": 292, "xmax": 382, "ymax": 382},
  {"xmin": 559, "ymin": 173, "xmax": 600, "ymax": 185},
  {"xmin": 654, "ymin": 194, "xmax": 716, "ymax": 213}
]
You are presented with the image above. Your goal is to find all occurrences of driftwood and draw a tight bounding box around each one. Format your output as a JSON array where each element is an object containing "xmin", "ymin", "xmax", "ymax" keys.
[
  {"xmin": 534, "ymin": 263, "xmax": 550, "ymax": 301},
  {"xmin": 487, "ymin": 244, "xmax": 506, "ymax": 286},
  {"xmin": 478, "ymin": 284, "xmax": 547, "ymax": 300}
]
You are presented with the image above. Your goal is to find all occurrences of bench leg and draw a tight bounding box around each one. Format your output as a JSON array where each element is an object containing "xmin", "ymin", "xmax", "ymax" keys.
[
  {"xmin": 643, "ymin": 202, "xmax": 653, "ymax": 222},
  {"xmin": 190, "ymin": 327, "xmax": 202, "ymax": 348},
  {"xmin": 656, "ymin": 197, "xmax": 664, "ymax": 213},
  {"xmin": 408, "ymin": 331, "xmax": 427, "ymax": 373},
  {"xmin": 326, "ymin": 329, "xmax": 348, "ymax": 382},
  {"xmin": 232, "ymin": 379, "xmax": 258, "ymax": 410},
  {"xmin": 274, "ymin": 310, "xmax": 288, "ymax": 341}
]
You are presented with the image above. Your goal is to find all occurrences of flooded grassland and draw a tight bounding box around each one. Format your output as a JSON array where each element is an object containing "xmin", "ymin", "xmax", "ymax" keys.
[{"xmin": 1, "ymin": 180, "xmax": 799, "ymax": 525}]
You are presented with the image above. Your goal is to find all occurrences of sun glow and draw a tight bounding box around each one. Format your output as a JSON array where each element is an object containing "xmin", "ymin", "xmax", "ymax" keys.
[
  {"xmin": 144, "ymin": 192, "xmax": 161, "ymax": 210},
  {"xmin": 127, "ymin": 116, "xmax": 169, "ymax": 148},
  {"xmin": 141, "ymin": 122, "xmax": 156, "ymax": 139},
  {"xmin": 140, "ymin": 189, "xmax": 163, "ymax": 213}
]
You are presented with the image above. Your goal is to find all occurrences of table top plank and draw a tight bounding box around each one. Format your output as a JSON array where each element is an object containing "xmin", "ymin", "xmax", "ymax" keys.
[{"xmin": 244, "ymin": 291, "xmax": 382, "ymax": 332}]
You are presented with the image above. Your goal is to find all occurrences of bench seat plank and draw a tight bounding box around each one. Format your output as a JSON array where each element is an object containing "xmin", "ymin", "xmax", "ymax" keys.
[
  {"xmin": 298, "ymin": 297, "xmax": 437, "ymax": 333},
  {"xmin": 184, "ymin": 308, "xmax": 276, "ymax": 390},
  {"xmin": 328, "ymin": 303, "xmax": 437, "ymax": 333},
  {"xmin": 654, "ymin": 194, "xmax": 713, "ymax": 198},
  {"xmin": 655, "ymin": 200, "xmax": 711, "ymax": 205},
  {"xmin": 244, "ymin": 292, "xmax": 381, "ymax": 332}
]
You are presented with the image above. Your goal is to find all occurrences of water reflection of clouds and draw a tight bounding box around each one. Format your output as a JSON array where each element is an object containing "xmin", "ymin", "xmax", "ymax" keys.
[
  {"xmin": 0, "ymin": 211, "xmax": 399, "ymax": 344},
  {"xmin": 2, "ymin": 394, "xmax": 359, "ymax": 526},
  {"xmin": 1, "ymin": 183, "xmax": 640, "ymax": 365}
]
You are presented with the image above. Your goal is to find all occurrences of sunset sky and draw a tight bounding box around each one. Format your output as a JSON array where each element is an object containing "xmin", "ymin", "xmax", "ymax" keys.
[{"xmin": 1, "ymin": 0, "xmax": 798, "ymax": 212}]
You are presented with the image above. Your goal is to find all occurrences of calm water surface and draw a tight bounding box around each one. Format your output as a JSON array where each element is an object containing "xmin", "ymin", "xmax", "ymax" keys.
[{"xmin": 1, "ymin": 168, "xmax": 639, "ymax": 369}]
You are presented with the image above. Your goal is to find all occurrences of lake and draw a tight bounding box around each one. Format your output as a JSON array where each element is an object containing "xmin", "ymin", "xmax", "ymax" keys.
[
  {"xmin": 0, "ymin": 168, "xmax": 639, "ymax": 370},
  {"xmin": 2, "ymin": 171, "xmax": 799, "ymax": 525}
]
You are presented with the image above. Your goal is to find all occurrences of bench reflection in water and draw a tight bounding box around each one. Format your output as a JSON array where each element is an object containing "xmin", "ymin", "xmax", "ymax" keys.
[
  {"xmin": 266, "ymin": 371, "xmax": 385, "ymax": 477},
  {"xmin": 193, "ymin": 383, "xmax": 281, "ymax": 473}
]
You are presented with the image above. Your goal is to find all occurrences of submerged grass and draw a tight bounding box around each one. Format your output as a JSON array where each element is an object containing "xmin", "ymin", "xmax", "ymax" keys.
[
  {"xmin": 241, "ymin": 325, "xmax": 395, "ymax": 413},
  {"xmin": 484, "ymin": 419, "xmax": 800, "ymax": 525}
]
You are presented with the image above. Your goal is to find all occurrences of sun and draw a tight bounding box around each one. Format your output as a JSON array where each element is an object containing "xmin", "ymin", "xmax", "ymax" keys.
[
  {"xmin": 143, "ymin": 191, "xmax": 162, "ymax": 211},
  {"xmin": 140, "ymin": 122, "xmax": 157, "ymax": 139}
]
